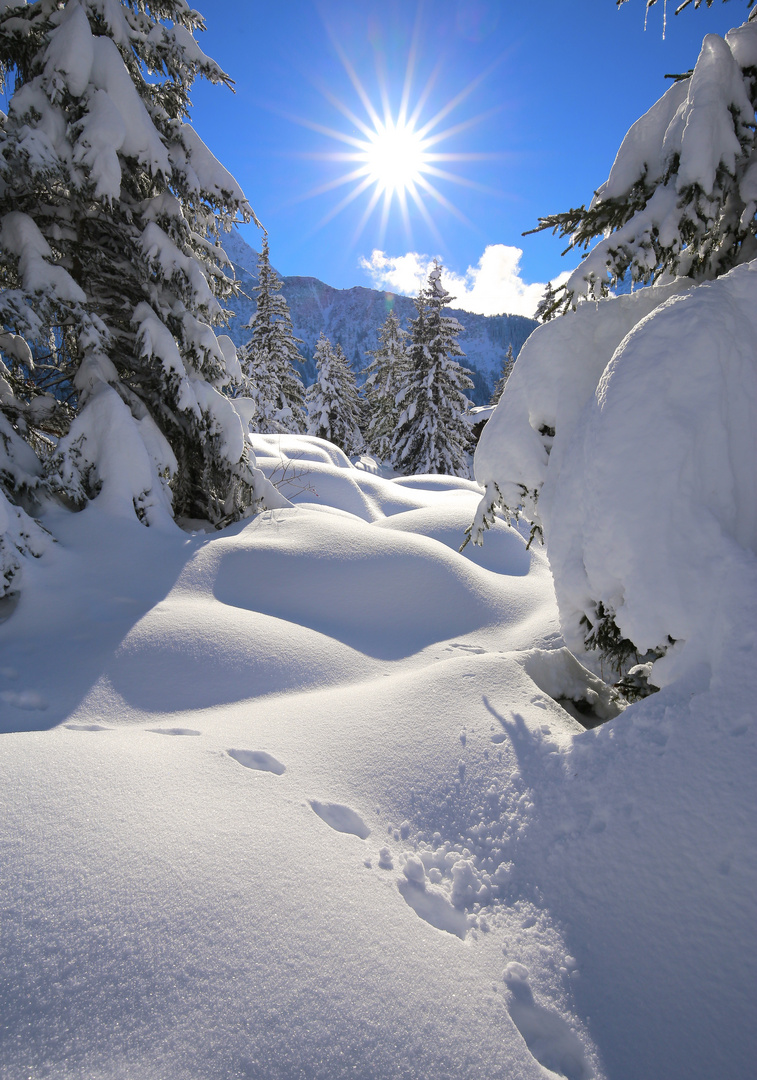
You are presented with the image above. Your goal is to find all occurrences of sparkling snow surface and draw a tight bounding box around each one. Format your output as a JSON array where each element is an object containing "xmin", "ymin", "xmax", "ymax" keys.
[{"xmin": 1, "ymin": 437, "xmax": 755, "ymax": 1080}]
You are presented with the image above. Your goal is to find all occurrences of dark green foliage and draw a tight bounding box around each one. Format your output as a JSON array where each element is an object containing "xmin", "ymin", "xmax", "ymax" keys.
[
  {"xmin": 489, "ymin": 344, "xmax": 515, "ymax": 405},
  {"xmin": 363, "ymin": 311, "xmax": 407, "ymax": 461},
  {"xmin": 306, "ymin": 334, "xmax": 363, "ymax": 454},
  {"xmin": 580, "ymin": 602, "xmax": 669, "ymax": 700}
]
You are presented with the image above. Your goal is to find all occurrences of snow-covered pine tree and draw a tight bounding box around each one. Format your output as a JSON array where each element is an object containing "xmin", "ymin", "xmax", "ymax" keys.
[
  {"xmin": 306, "ymin": 334, "xmax": 363, "ymax": 455},
  {"xmin": 362, "ymin": 310, "xmax": 407, "ymax": 461},
  {"xmin": 489, "ymin": 344, "xmax": 515, "ymax": 405},
  {"xmin": 531, "ymin": 8, "xmax": 757, "ymax": 318},
  {"xmin": 0, "ymin": 0, "xmax": 267, "ymax": 595},
  {"xmin": 237, "ymin": 235, "xmax": 306, "ymax": 433},
  {"xmin": 394, "ymin": 263, "xmax": 473, "ymax": 477}
]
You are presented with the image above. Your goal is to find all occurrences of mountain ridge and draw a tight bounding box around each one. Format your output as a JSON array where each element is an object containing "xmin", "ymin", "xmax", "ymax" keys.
[{"xmin": 221, "ymin": 231, "xmax": 538, "ymax": 406}]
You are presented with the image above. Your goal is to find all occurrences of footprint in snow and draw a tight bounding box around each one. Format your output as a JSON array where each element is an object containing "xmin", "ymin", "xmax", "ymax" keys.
[
  {"xmin": 1, "ymin": 689, "xmax": 48, "ymax": 711},
  {"xmin": 65, "ymin": 723, "xmax": 110, "ymax": 732},
  {"xmin": 396, "ymin": 855, "xmax": 471, "ymax": 939},
  {"xmin": 397, "ymin": 879, "xmax": 471, "ymax": 939},
  {"xmin": 503, "ymin": 963, "xmax": 592, "ymax": 1080},
  {"xmin": 310, "ymin": 800, "xmax": 370, "ymax": 839},
  {"xmin": 149, "ymin": 727, "xmax": 201, "ymax": 736},
  {"xmin": 228, "ymin": 749, "xmax": 286, "ymax": 775},
  {"xmin": 447, "ymin": 642, "xmax": 487, "ymax": 655}
]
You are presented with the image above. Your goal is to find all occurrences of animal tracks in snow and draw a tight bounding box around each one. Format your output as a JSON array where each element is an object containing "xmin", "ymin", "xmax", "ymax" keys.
[
  {"xmin": 226, "ymin": 754, "xmax": 372, "ymax": 844},
  {"xmin": 228, "ymin": 748, "xmax": 286, "ymax": 775},
  {"xmin": 504, "ymin": 963, "xmax": 592, "ymax": 1080},
  {"xmin": 309, "ymin": 800, "xmax": 371, "ymax": 839},
  {"xmin": 397, "ymin": 876, "xmax": 471, "ymax": 939}
]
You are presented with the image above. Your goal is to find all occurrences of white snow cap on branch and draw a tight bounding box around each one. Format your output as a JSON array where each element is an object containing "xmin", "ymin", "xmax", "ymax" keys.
[
  {"xmin": 133, "ymin": 302, "xmax": 188, "ymax": 381},
  {"xmin": 73, "ymin": 88, "xmax": 127, "ymax": 200},
  {"xmin": 90, "ymin": 36, "xmax": 171, "ymax": 177},
  {"xmin": 0, "ymin": 212, "xmax": 86, "ymax": 302},
  {"xmin": 0, "ymin": 487, "xmax": 49, "ymax": 595},
  {"xmin": 54, "ymin": 381, "xmax": 177, "ymax": 528},
  {"xmin": 176, "ymin": 123, "xmax": 249, "ymax": 208},
  {"xmin": 596, "ymin": 24, "xmax": 757, "ymax": 204},
  {"xmin": 139, "ymin": 222, "xmax": 216, "ymax": 311},
  {"xmin": 43, "ymin": 1, "xmax": 94, "ymax": 100}
]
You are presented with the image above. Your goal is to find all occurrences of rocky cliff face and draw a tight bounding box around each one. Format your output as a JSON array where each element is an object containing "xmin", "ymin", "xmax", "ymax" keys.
[{"xmin": 221, "ymin": 231, "xmax": 538, "ymax": 405}]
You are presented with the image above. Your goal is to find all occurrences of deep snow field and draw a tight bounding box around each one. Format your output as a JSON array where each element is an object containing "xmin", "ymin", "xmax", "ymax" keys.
[{"xmin": 1, "ymin": 434, "xmax": 755, "ymax": 1080}]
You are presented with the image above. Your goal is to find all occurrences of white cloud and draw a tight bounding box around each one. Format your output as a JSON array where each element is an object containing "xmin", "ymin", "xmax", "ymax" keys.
[{"xmin": 358, "ymin": 245, "xmax": 571, "ymax": 319}]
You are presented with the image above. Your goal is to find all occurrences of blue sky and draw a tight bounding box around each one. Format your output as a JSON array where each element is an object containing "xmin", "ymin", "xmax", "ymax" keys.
[{"xmin": 190, "ymin": 0, "xmax": 747, "ymax": 314}]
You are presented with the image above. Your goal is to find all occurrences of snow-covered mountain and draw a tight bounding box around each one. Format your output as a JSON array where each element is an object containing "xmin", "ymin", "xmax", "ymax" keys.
[{"xmin": 221, "ymin": 230, "xmax": 537, "ymax": 405}]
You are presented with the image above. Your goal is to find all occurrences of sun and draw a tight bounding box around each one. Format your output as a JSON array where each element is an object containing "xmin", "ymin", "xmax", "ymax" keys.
[
  {"xmin": 358, "ymin": 119, "xmax": 430, "ymax": 195},
  {"xmin": 282, "ymin": 27, "xmax": 502, "ymax": 248}
]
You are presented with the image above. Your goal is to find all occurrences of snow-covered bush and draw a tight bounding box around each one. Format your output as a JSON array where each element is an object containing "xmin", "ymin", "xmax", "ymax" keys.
[
  {"xmin": 474, "ymin": 267, "xmax": 757, "ymax": 687},
  {"xmin": 472, "ymin": 13, "xmax": 757, "ymax": 691},
  {"xmin": 0, "ymin": 0, "xmax": 271, "ymax": 594}
]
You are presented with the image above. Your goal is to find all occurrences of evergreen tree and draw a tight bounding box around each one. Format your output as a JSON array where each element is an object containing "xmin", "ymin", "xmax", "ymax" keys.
[
  {"xmin": 394, "ymin": 263, "xmax": 473, "ymax": 477},
  {"xmin": 237, "ymin": 235, "xmax": 306, "ymax": 433},
  {"xmin": 362, "ymin": 310, "xmax": 407, "ymax": 461},
  {"xmin": 0, "ymin": 0, "xmax": 265, "ymax": 595},
  {"xmin": 306, "ymin": 334, "xmax": 363, "ymax": 455},
  {"xmin": 489, "ymin": 344, "xmax": 515, "ymax": 405},
  {"xmin": 530, "ymin": 9, "xmax": 757, "ymax": 318}
]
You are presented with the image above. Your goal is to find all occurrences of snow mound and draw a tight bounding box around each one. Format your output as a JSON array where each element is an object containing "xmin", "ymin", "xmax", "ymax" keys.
[
  {"xmin": 393, "ymin": 473, "xmax": 483, "ymax": 492},
  {"xmin": 252, "ymin": 431, "xmax": 354, "ymax": 469},
  {"xmin": 474, "ymin": 260, "xmax": 757, "ymax": 685},
  {"xmin": 0, "ymin": 424, "xmax": 754, "ymax": 1080},
  {"xmin": 374, "ymin": 502, "xmax": 532, "ymax": 575},
  {"xmin": 208, "ymin": 509, "xmax": 527, "ymax": 660},
  {"xmin": 250, "ymin": 431, "xmax": 485, "ymax": 523}
]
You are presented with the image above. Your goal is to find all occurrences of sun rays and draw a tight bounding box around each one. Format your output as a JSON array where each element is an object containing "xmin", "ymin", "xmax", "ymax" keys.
[{"xmin": 282, "ymin": 20, "xmax": 504, "ymax": 250}]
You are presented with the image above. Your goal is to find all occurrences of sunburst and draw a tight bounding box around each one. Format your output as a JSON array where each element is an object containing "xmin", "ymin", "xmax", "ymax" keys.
[
  {"xmin": 282, "ymin": 23, "xmax": 504, "ymax": 250},
  {"xmin": 360, "ymin": 117, "xmax": 429, "ymax": 195}
]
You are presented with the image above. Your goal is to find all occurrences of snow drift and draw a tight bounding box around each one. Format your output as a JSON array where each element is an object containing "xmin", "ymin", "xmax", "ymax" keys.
[{"xmin": 1, "ymin": 434, "xmax": 754, "ymax": 1080}]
